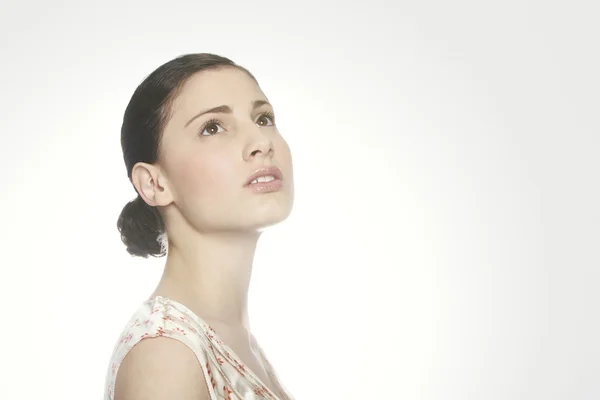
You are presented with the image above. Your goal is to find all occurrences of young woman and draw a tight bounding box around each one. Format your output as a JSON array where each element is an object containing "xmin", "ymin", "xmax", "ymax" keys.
[{"xmin": 104, "ymin": 53, "xmax": 296, "ymax": 400}]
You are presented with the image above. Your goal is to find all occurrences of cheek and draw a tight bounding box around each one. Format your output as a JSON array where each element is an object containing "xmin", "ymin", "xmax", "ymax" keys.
[{"xmin": 170, "ymin": 151, "xmax": 238, "ymax": 201}]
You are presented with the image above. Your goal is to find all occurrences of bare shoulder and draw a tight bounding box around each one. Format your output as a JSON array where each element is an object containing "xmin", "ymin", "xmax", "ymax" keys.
[{"xmin": 114, "ymin": 336, "xmax": 210, "ymax": 400}]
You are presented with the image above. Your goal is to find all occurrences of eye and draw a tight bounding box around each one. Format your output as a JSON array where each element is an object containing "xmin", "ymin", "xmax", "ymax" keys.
[
  {"xmin": 256, "ymin": 111, "xmax": 275, "ymax": 127},
  {"xmin": 199, "ymin": 119, "xmax": 225, "ymax": 136}
]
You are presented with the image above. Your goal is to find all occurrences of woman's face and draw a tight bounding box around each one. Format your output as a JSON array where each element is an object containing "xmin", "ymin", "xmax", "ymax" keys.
[{"xmin": 158, "ymin": 67, "xmax": 294, "ymax": 233}]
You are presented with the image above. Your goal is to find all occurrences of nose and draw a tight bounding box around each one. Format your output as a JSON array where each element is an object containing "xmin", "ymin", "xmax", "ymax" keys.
[{"xmin": 244, "ymin": 124, "xmax": 274, "ymax": 160}]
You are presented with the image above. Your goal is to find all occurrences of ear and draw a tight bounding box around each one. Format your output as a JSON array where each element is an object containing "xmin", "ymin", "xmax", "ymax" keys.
[{"xmin": 131, "ymin": 162, "xmax": 174, "ymax": 207}]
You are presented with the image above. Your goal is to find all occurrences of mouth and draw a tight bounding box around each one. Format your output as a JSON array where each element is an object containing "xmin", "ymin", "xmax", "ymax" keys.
[
  {"xmin": 245, "ymin": 165, "xmax": 284, "ymax": 193},
  {"xmin": 245, "ymin": 165, "xmax": 283, "ymax": 186}
]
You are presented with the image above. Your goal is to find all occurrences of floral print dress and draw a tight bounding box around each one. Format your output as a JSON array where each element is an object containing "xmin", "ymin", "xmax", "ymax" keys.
[{"xmin": 104, "ymin": 296, "xmax": 295, "ymax": 400}]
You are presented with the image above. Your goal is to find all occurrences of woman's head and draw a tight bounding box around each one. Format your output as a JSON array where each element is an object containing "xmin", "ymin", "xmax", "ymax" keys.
[{"xmin": 117, "ymin": 53, "xmax": 294, "ymax": 258}]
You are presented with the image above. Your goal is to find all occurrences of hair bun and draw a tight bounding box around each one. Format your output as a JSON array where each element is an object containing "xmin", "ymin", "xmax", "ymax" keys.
[{"xmin": 116, "ymin": 195, "xmax": 166, "ymax": 258}]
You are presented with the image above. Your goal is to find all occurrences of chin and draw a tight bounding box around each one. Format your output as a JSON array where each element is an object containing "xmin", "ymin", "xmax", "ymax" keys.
[
  {"xmin": 245, "ymin": 199, "xmax": 294, "ymax": 231},
  {"xmin": 257, "ymin": 205, "xmax": 293, "ymax": 229}
]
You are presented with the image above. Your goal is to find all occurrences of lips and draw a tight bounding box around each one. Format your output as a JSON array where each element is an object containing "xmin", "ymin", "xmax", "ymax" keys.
[{"xmin": 245, "ymin": 165, "xmax": 283, "ymax": 186}]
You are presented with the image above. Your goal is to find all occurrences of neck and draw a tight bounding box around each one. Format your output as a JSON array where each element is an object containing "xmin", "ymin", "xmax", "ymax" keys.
[{"xmin": 154, "ymin": 229, "xmax": 262, "ymax": 333}]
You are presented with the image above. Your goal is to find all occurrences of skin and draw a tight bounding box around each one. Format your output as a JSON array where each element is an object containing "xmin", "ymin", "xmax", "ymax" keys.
[{"xmin": 129, "ymin": 66, "xmax": 294, "ymax": 396}]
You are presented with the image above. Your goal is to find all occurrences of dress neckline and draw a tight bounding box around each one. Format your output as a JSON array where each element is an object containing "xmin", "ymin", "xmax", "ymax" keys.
[{"xmin": 147, "ymin": 295, "xmax": 288, "ymax": 400}]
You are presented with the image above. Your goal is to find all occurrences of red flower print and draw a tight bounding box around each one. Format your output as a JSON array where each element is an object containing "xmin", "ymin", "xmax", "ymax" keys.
[
  {"xmin": 217, "ymin": 357, "xmax": 224, "ymax": 365},
  {"xmin": 254, "ymin": 386, "xmax": 268, "ymax": 396},
  {"xmin": 175, "ymin": 327, "xmax": 187, "ymax": 335},
  {"xmin": 156, "ymin": 326, "xmax": 165, "ymax": 336},
  {"xmin": 123, "ymin": 332, "xmax": 134, "ymax": 344},
  {"xmin": 233, "ymin": 359, "xmax": 246, "ymax": 372},
  {"xmin": 205, "ymin": 363, "xmax": 217, "ymax": 388},
  {"xmin": 119, "ymin": 332, "xmax": 133, "ymax": 344},
  {"xmin": 140, "ymin": 332, "xmax": 150, "ymax": 339},
  {"xmin": 223, "ymin": 385, "xmax": 233, "ymax": 400}
]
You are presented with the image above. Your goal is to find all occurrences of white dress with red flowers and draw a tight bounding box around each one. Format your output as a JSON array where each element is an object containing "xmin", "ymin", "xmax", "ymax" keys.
[{"xmin": 104, "ymin": 296, "xmax": 294, "ymax": 400}]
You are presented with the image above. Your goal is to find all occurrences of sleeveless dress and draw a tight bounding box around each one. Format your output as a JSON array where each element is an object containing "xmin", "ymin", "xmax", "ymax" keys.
[{"xmin": 104, "ymin": 296, "xmax": 295, "ymax": 400}]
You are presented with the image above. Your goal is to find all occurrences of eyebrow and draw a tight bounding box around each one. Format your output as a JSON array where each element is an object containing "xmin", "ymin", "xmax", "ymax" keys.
[{"xmin": 184, "ymin": 100, "xmax": 271, "ymax": 128}]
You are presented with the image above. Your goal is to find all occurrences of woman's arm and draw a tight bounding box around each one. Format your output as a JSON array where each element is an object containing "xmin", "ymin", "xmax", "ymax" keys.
[{"xmin": 114, "ymin": 337, "xmax": 210, "ymax": 400}]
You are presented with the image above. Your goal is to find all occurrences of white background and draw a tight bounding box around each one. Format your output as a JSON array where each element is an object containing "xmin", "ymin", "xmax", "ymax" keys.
[{"xmin": 0, "ymin": 1, "xmax": 598, "ymax": 399}]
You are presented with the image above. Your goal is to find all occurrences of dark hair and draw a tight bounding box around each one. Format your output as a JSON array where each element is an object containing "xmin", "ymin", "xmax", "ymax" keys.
[{"xmin": 116, "ymin": 53, "xmax": 257, "ymax": 258}]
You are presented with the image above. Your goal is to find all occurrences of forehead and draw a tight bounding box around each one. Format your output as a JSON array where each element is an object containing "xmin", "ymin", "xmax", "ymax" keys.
[{"xmin": 170, "ymin": 67, "xmax": 266, "ymax": 117}]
